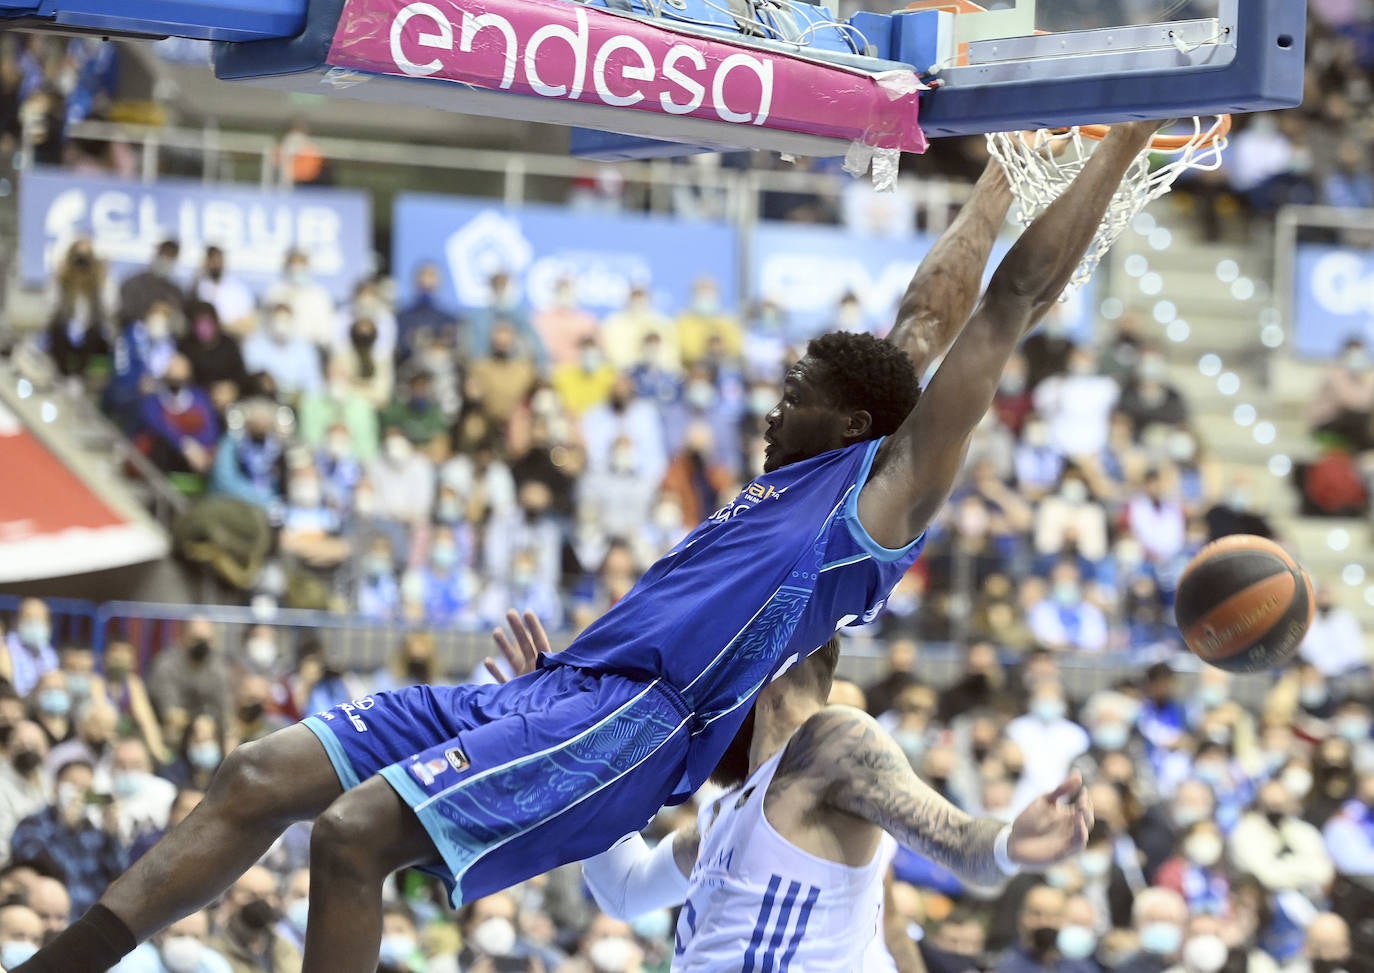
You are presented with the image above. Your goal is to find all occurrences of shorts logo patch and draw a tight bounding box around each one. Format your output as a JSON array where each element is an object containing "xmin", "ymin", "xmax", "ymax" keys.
[
  {"xmin": 445, "ymin": 747, "xmax": 470, "ymax": 772},
  {"xmin": 410, "ymin": 757, "xmax": 449, "ymax": 786}
]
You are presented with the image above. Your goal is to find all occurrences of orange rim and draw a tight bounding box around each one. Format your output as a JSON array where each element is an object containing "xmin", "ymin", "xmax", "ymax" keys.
[{"xmin": 1074, "ymin": 115, "xmax": 1232, "ymax": 152}]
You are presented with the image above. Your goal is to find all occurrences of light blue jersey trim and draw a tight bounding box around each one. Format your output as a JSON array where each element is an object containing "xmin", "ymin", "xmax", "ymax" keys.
[
  {"xmin": 302, "ymin": 716, "xmax": 363, "ymax": 790},
  {"xmin": 842, "ymin": 438, "xmax": 925, "ymax": 563}
]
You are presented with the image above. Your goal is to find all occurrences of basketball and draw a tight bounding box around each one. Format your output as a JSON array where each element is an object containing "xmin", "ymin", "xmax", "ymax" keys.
[{"xmin": 1174, "ymin": 535, "xmax": 1315, "ymax": 673}]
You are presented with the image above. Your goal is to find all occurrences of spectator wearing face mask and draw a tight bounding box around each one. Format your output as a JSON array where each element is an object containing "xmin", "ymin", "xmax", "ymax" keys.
[
  {"xmin": 1169, "ymin": 912, "xmax": 1274, "ymax": 973},
  {"xmin": 1074, "ymin": 823, "xmax": 1134, "ymax": 933},
  {"xmin": 162, "ymin": 715, "xmax": 223, "ymax": 792},
  {"xmin": 1118, "ymin": 349, "xmax": 1189, "ymax": 440},
  {"xmin": 11, "ymin": 758, "xmax": 126, "ymax": 915},
  {"xmin": 1006, "ymin": 681, "xmax": 1088, "ymax": 808},
  {"xmin": 367, "ymin": 424, "xmax": 436, "ymax": 533},
  {"xmin": 189, "ymin": 246, "xmax": 256, "ymax": 337},
  {"xmin": 265, "ymin": 250, "xmax": 336, "ymax": 350},
  {"xmin": 1124, "ymin": 469, "xmax": 1188, "ymax": 566},
  {"xmin": 554, "ymin": 336, "xmax": 619, "ymax": 417},
  {"xmin": 568, "ymin": 913, "xmax": 646, "ymax": 973},
  {"xmin": 1115, "ymin": 888, "xmax": 1188, "ymax": 973},
  {"xmin": 381, "ymin": 371, "xmax": 448, "ymax": 448},
  {"xmin": 375, "ymin": 903, "xmax": 426, "ymax": 973},
  {"xmin": 1309, "ymin": 337, "xmax": 1374, "ymax": 452},
  {"xmin": 468, "ymin": 321, "xmax": 541, "ymax": 427},
  {"xmin": 146, "ymin": 617, "xmax": 232, "ymax": 742},
  {"xmin": 1034, "ymin": 468, "xmax": 1110, "ymax": 565},
  {"xmin": 129, "ymin": 787, "xmax": 204, "ymax": 866},
  {"xmin": 676, "ymin": 277, "xmax": 742, "ymax": 368},
  {"xmin": 997, "ymin": 884, "xmax": 1098, "ymax": 973},
  {"xmin": 1204, "ymin": 473, "xmax": 1278, "ymax": 543},
  {"xmin": 355, "ymin": 535, "xmax": 403, "ymax": 622},
  {"xmin": 533, "ymin": 276, "xmax": 598, "ymax": 369},
  {"xmin": 292, "ymin": 358, "xmax": 376, "ymax": 462},
  {"xmin": 47, "ymin": 698, "xmax": 117, "ymax": 791},
  {"xmin": 0, "ymin": 719, "xmax": 51, "ymax": 860},
  {"xmin": 280, "ymin": 462, "xmax": 350, "ymax": 573},
  {"xmin": 209, "ymin": 398, "xmax": 289, "ymax": 517},
  {"xmin": 103, "ymin": 299, "xmax": 181, "ymax": 431},
  {"xmin": 397, "ymin": 262, "xmax": 465, "ymax": 363},
  {"xmin": 241, "ymin": 304, "xmax": 323, "ymax": 401},
  {"xmin": 1322, "ymin": 771, "xmax": 1374, "ymax": 876},
  {"xmin": 0, "ymin": 902, "xmax": 45, "ymax": 971},
  {"xmin": 1300, "ymin": 586, "xmax": 1368, "ymax": 679},
  {"xmin": 176, "ymin": 302, "xmax": 248, "ymax": 415},
  {"xmin": 118, "ymin": 240, "xmax": 183, "ymax": 327},
  {"xmin": 334, "ymin": 279, "xmax": 397, "ymax": 361},
  {"xmin": 601, "ymin": 285, "xmax": 677, "ymax": 374},
  {"xmin": 105, "ymin": 738, "xmax": 176, "ymax": 846},
  {"xmin": 1231, "ymin": 781, "xmax": 1334, "ymax": 901},
  {"xmin": 1155, "ymin": 820, "xmax": 1232, "ymax": 916},
  {"xmin": 1026, "ymin": 560, "xmax": 1109, "ymax": 652},
  {"xmin": 1281, "ymin": 913, "xmax": 1352, "ymax": 973},
  {"xmin": 110, "ymin": 907, "xmax": 233, "ymax": 973},
  {"xmin": 1, "ymin": 598, "xmax": 58, "ymax": 698},
  {"xmin": 100, "ymin": 640, "xmax": 168, "ymax": 764},
  {"xmin": 1014, "ymin": 415, "xmax": 1067, "ymax": 502},
  {"xmin": 208, "ymin": 866, "xmax": 302, "ymax": 973},
  {"xmin": 1133, "ymin": 779, "xmax": 1217, "ymax": 883},
  {"xmin": 922, "ymin": 908, "xmax": 986, "ymax": 973},
  {"xmin": 467, "ymin": 272, "xmax": 547, "ymax": 371},
  {"xmin": 133, "ymin": 353, "xmax": 219, "ymax": 478},
  {"xmin": 441, "ymin": 892, "xmax": 546, "ymax": 973},
  {"xmin": 1190, "ymin": 741, "xmax": 1256, "ymax": 833},
  {"xmin": 28, "ymin": 670, "xmax": 73, "ymax": 748},
  {"xmin": 1033, "ymin": 346, "xmax": 1120, "ymax": 461}
]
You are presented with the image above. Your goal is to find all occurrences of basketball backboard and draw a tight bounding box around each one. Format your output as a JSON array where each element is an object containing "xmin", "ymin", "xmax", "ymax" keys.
[{"xmin": 5, "ymin": 0, "xmax": 1305, "ymax": 167}]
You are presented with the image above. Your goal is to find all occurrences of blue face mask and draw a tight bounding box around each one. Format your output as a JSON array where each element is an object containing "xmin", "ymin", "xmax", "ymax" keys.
[
  {"xmin": 1092, "ymin": 724, "xmax": 1129, "ymax": 751},
  {"xmin": 1056, "ymin": 925, "xmax": 1097, "ymax": 961},
  {"xmin": 1139, "ymin": 923, "xmax": 1182, "ymax": 956},
  {"xmin": 18, "ymin": 620, "xmax": 50, "ymax": 649},
  {"xmin": 377, "ymin": 934, "xmax": 416, "ymax": 966},
  {"xmin": 65, "ymin": 672, "xmax": 92, "ymax": 701},
  {"xmin": 189, "ymin": 741, "xmax": 222, "ymax": 771},
  {"xmin": 1, "ymin": 941, "xmax": 38, "ymax": 969},
  {"xmin": 38, "ymin": 688, "xmax": 71, "ymax": 716}
]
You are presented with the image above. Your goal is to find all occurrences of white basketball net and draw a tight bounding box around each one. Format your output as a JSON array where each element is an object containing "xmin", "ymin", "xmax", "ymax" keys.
[{"xmin": 986, "ymin": 116, "xmax": 1230, "ymax": 297}]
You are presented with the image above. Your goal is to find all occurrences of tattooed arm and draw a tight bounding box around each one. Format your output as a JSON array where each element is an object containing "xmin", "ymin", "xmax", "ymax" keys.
[{"xmin": 790, "ymin": 707, "xmax": 1092, "ymax": 888}]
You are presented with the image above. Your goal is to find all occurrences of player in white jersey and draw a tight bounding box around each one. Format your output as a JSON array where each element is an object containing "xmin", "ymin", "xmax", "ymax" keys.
[{"xmin": 488, "ymin": 616, "xmax": 1093, "ymax": 973}]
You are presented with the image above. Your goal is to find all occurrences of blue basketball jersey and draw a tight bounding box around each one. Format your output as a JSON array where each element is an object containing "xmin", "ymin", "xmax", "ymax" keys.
[{"xmin": 548, "ymin": 436, "xmax": 924, "ymax": 797}]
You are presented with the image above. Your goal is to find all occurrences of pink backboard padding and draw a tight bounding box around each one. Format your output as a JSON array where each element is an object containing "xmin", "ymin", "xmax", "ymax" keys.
[{"xmin": 327, "ymin": 0, "xmax": 927, "ymax": 152}]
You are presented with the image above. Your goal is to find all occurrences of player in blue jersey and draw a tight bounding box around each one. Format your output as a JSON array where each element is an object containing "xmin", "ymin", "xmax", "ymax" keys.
[{"xmin": 15, "ymin": 120, "xmax": 1161, "ymax": 973}]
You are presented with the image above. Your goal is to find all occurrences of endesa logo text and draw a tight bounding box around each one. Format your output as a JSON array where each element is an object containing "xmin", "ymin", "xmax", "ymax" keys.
[{"xmin": 387, "ymin": 0, "xmax": 774, "ymax": 125}]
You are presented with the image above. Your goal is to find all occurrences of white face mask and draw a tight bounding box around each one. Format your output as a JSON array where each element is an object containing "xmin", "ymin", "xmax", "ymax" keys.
[
  {"xmin": 246, "ymin": 637, "xmax": 278, "ymax": 669},
  {"xmin": 1182, "ymin": 934, "xmax": 1229, "ymax": 973},
  {"xmin": 470, "ymin": 916, "xmax": 517, "ymax": 957},
  {"xmin": 385, "ymin": 436, "xmax": 412, "ymax": 464},
  {"xmin": 589, "ymin": 935, "xmax": 639, "ymax": 972},
  {"xmin": 1184, "ymin": 833, "xmax": 1223, "ymax": 868},
  {"xmin": 161, "ymin": 935, "xmax": 206, "ymax": 973}
]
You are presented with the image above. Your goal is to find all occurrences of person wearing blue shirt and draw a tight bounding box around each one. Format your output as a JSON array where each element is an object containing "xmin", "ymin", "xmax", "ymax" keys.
[
  {"xmin": 208, "ymin": 401, "xmax": 287, "ymax": 514},
  {"xmin": 103, "ymin": 303, "xmax": 178, "ymax": 433},
  {"xmin": 18, "ymin": 122, "xmax": 1166, "ymax": 973},
  {"xmin": 465, "ymin": 272, "xmax": 548, "ymax": 372},
  {"xmin": 996, "ymin": 886, "xmax": 1101, "ymax": 973},
  {"xmin": 395, "ymin": 263, "xmax": 464, "ymax": 363}
]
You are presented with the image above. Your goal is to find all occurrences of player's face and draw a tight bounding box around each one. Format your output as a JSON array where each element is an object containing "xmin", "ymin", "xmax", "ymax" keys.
[{"xmin": 762, "ymin": 358, "xmax": 851, "ymax": 472}]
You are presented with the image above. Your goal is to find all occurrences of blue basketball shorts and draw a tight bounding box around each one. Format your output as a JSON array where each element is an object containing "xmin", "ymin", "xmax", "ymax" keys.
[{"xmin": 302, "ymin": 664, "xmax": 693, "ymax": 906}]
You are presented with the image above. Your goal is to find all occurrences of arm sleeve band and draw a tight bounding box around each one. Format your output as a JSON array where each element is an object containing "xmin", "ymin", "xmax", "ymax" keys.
[{"xmin": 582, "ymin": 831, "xmax": 691, "ymax": 920}]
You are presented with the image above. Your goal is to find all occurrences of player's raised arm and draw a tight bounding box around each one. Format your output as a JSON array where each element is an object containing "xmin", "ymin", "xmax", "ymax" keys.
[
  {"xmin": 857, "ymin": 121, "xmax": 1161, "ymax": 549},
  {"xmin": 886, "ymin": 158, "xmax": 1013, "ymax": 376},
  {"xmin": 804, "ymin": 707, "xmax": 1092, "ymax": 888}
]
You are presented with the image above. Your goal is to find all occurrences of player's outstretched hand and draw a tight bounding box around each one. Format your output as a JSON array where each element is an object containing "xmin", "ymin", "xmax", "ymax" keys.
[
  {"xmin": 485, "ymin": 609, "xmax": 551, "ymax": 683},
  {"xmin": 1006, "ymin": 770, "xmax": 1094, "ymax": 870}
]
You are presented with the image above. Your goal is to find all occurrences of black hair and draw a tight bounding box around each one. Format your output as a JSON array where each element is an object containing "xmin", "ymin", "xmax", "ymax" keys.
[{"xmin": 805, "ymin": 332, "xmax": 919, "ymax": 437}]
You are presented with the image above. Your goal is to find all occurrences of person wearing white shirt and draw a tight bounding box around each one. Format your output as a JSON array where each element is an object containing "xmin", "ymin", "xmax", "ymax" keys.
[
  {"xmin": 1033, "ymin": 347, "xmax": 1120, "ymax": 460},
  {"xmin": 109, "ymin": 909, "xmax": 233, "ymax": 973},
  {"xmin": 108, "ymin": 739, "xmax": 177, "ymax": 847},
  {"xmin": 1007, "ymin": 680, "xmax": 1090, "ymax": 813},
  {"xmin": 333, "ymin": 279, "xmax": 397, "ymax": 361},
  {"xmin": 1230, "ymin": 780, "xmax": 1334, "ymax": 901},
  {"xmin": 1027, "ymin": 560, "xmax": 1110, "ymax": 652},
  {"xmin": 190, "ymin": 247, "xmax": 257, "ymax": 336},
  {"xmin": 241, "ymin": 304, "xmax": 324, "ymax": 398},
  {"xmin": 1034, "ymin": 469, "xmax": 1109, "ymax": 562},
  {"xmin": 1300, "ymin": 586, "xmax": 1368, "ymax": 677},
  {"xmin": 263, "ymin": 250, "xmax": 336, "ymax": 349},
  {"xmin": 1124, "ymin": 470, "xmax": 1187, "ymax": 564},
  {"xmin": 365, "ymin": 429, "xmax": 436, "ymax": 525},
  {"xmin": 580, "ymin": 378, "xmax": 669, "ymax": 487}
]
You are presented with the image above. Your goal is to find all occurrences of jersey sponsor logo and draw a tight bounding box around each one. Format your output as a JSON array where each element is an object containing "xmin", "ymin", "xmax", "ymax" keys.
[
  {"xmin": 742, "ymin": 875, "xmax": 822, "ymax": 972},
  {"xmin": 707, "ymin": 481, "xmax": 787, "ymax": 524},
  {"xmin": 445, "ymin": 746, "xmax": 470, "ymax": 772}
]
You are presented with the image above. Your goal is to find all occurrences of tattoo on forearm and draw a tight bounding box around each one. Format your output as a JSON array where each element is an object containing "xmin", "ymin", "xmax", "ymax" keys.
[{"xmin": 784, "ymin": 710, "xmax": 1006, "ymax": 887}]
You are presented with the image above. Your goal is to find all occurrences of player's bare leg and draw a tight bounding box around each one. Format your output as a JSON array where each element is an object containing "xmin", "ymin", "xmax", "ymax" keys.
[
  {"xmin": 15, "ymin": 725, "xmax": 344, "ymax": 973},
  {"xmin": 302, "ymin": 775, "xmax": 438, "ymax": 973}
]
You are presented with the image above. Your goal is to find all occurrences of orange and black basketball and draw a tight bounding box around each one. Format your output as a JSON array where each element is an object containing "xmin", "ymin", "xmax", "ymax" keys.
[{"xmin": 1174, "ymin": 535, "xmax": 1314, "ymax": 673}]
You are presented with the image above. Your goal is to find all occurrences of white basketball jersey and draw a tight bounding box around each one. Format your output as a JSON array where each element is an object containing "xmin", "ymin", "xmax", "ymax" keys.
[{"xmin": 673, "ymin": 746, "xmax": 897, "ymax": 972}]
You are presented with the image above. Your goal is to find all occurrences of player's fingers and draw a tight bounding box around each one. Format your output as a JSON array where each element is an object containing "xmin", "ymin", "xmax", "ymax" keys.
[
  {"xmin": 507, "ymin": 608, "xmax": 539, "ymax": 661},
  {"xmin": 1046, "ymin": 770, "xmax": 1084, "ymax": 804},
  {"xmin": 524, "ymin": 608, "xmax": 552, "ymax": 656},
  {"xmin": 483, "ymin": 657, "xmax": 508, "ymax": 684},
  {"xmin": 492, "ymin": 628, "xmax": 525, "ymax": 673}
]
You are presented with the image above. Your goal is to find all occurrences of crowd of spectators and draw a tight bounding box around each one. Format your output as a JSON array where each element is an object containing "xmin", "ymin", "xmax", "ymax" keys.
[
  {"xmin": 35, "ymin": 230, "xmax": 1372, "ymax": 664},
  {"xmin": 0, "ymin": 580, "xmax": 1371, "ymax": 973}
]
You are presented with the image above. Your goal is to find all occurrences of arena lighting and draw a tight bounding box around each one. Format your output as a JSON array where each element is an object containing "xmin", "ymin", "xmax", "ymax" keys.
[
  {"xmin": 1329, "ymin": 528, "xmax": 1352, "ymax": 552},
  {"xmin": 1153, "ymin": 300, "xmax": 1177, "ymax": 324},
  {"xmin": 1128, "ymin": 224, "xmax": 1291, "ymax": 479},
  {"xmin": 1344, "ymin": 563, "xmax": 1366, "ymax": 587}
]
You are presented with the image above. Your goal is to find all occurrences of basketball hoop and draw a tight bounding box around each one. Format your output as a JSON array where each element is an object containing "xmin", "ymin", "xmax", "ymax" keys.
[{"xmin": 986, "ymin": 115, "xmax": 1231, "ymax": 296}]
